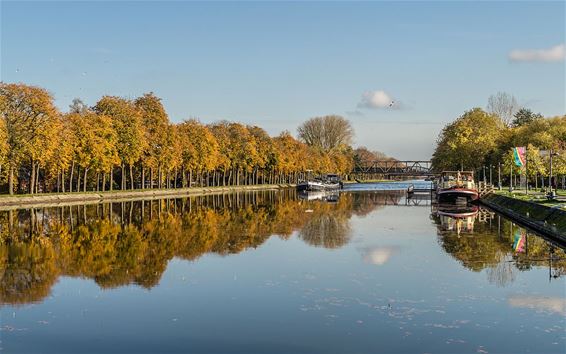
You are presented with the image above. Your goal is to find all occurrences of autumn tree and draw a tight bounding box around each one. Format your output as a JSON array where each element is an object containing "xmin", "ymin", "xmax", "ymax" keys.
[
  {"xmin": 67, "ymin": 111, "xmax": 119, "ymax": 192},
  {"xmin": 0, "ymin": 112, "xmax": 9, "ymax": 181},
  {"xmin": 177, "ymin": 120, "xmax": 219, "ymax": 187},
  {"xmin": 273, "ymin": 131, "xmax": 308, "ymax": 183},
  {"xmin": 247, "ymin": 125, "xmax": 277, "ymax": 184},
  {"xmin": 208, "ymin": 122, "xmax": 234, "ymax": 186},
  {"xmin": 46, "ymin": 114, "xmax": 74, "ymax": 192},
  {"xmin": 94, "ymin": 96, "xmax": 146, "ymax": 190},
  {"xmin": 159, "ymin": 124, "xmax": 181, "ymax": 188},
  {"xmin": 298, "ymin": 115, "xmax": 354, "ymax": 152},
  {"xmin": 135, "ymin": 93, "xmax": 170, "ymax": 189},
  {"xmin": 0, "ymin": 83, "xmax": 60, "ymax": 194}
]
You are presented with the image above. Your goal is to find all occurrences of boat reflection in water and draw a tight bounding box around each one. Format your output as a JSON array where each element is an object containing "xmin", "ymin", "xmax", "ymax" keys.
[
  {"xmin": 434, "ymin": 204, "xmax": 480, "ymax": 236},
  {"xmin": 297, "ymin": 190, "xmax": 340, "ymax": 202}
]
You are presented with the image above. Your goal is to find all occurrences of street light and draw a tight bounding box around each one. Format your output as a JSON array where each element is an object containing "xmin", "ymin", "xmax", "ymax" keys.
[
  {"xmin": 498, "ymin": 162, "xmax": 501, "ymax": 190},
  {"xmin": 549, "ymin": 150, "xmax": 559, "ymax": 193}
]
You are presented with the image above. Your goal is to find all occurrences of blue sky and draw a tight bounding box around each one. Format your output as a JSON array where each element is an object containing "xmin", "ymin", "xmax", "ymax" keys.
[{"xmin": 1, "ymin": 1, "xmax": 564, "ymax": 159}]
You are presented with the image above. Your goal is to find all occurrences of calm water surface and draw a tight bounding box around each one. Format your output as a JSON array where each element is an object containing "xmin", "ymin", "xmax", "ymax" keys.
[{"xmin": 0, "ymin": 187, "xmax": 564, "ymax": 354}]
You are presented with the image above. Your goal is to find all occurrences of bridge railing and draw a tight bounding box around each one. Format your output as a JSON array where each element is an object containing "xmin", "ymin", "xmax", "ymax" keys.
[{"xmin": 352, "ymin": 160, "xmax": 433, "ymax": 176}]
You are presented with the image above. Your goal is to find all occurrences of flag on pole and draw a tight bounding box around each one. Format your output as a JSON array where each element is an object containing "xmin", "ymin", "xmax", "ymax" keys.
[{"xmin": 513, "ymin": 147, "xmax": 526, "ymax": 167}]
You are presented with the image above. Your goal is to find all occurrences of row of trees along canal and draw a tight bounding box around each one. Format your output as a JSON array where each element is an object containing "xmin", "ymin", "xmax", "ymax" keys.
[
  {"xmin": 0, "ymin": 83, "xmax": 371, "ymax": 195},
  {"xmin": 432, "ymin": 92, "xmax": 566, "ymax": 188}
]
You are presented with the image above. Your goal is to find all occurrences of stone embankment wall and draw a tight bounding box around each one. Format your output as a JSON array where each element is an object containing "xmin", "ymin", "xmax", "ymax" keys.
[
  {"xmin": 480, "ymin": 194, "xmax": 566, "ymax": 243},
  {"xmin": 0, "ymin": 184, "xmax": 295, "ymax": 211}
]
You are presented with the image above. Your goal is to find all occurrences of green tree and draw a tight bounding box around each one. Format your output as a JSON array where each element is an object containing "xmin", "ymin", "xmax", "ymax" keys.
[
  {"xmin": 432, "ymin": 108, "xmax": 506, "ymax": 172},
  {"xmin": 512, "ymin": 108, "xmax": 543, "ymax": 127}
]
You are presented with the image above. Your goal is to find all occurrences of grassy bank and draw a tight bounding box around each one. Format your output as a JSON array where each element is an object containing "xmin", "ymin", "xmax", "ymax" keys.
[{"xmin": 494, "ymin": 189, "xmax": 566, "ymax": 209}]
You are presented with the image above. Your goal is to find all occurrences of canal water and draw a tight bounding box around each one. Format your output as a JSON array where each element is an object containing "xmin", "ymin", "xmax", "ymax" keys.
[{"xmin": 0, "ymin": 186, "xmax": 564, "ymax": 353}]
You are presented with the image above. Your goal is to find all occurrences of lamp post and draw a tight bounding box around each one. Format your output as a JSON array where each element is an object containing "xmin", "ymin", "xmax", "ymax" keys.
[
  {"xmin": 498, "ymin": 162, "xmax": 501, "ymax": 190},
  {"xmin": 549, "ymin": 150, "xmax": 559, "ymax": 193},
  {"xmin": 525, "ymin": 146, "xmax": 530, "ymax": 195},
  {"xmin": 509, "ymin": 162, "xmax": 513, "ymax": 192}
]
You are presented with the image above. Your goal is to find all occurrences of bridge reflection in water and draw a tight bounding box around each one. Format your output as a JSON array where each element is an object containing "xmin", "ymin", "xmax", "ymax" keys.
[{"xmin": 0, "ymin": 189, "xmax": 563, "ymax": 306}]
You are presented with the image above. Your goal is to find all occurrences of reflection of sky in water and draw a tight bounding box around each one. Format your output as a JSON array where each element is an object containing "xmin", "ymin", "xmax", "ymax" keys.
[
  {"xmin": 0, "ymin": 194, "xmax": 564, "ymax": 354},
  {"xmin": 360, "ymin": 246, "xmax": 400, "ymax": 265},
  {"xmin": 508, "ymin": 296, "xmax": 566, "ymax": 316}
]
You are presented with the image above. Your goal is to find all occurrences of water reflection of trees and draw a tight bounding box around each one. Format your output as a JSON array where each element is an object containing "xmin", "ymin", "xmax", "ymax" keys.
[
  {"xmin": 0, "ymin": 190, "xmax": 399, "ymax": 305},
  {"xmin": 432, "ymin": 209, "xmax": 566, "ymax": 286}
]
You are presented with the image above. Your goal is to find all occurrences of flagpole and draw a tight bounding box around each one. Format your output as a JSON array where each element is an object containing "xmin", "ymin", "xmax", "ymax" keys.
[
  {"xmin": 525, "ymin": 146, "xmax": 528, "ymax": 195},
  {"xmin": 509, "ymin": 156, "xmax": 513, "ymax": 192}
]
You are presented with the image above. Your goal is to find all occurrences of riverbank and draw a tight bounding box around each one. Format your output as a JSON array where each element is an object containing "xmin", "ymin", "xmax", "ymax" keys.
[
  {"xmin": 480, "ymin": 194, "xmax": 566, "ymax": 243},
  {"xmin": 493, "ymin": 190, "xmax": 566, "ymax": 208},
  {"xmin": 0, "ymin": 184, "xmax": 295, "ymax": 211}
]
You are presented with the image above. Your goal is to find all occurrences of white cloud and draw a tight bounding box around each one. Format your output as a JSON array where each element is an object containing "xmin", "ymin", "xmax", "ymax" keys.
[
  {"xmin": 358, "ymin": 90, "xmax": 398, "ymax": 109},
  {"xmin": 509, "ymin": 43, "xmax": 565, "ymax": 62}
]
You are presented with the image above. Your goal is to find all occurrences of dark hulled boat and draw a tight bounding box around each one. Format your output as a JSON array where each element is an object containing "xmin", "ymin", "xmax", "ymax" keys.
[
  {"xmin": 436, "ymin": 171, "xmax": 479, "ymax": 204},
  {"xmin": 296, "ymin": 174, "xmax": 343, "ymax": 192}
]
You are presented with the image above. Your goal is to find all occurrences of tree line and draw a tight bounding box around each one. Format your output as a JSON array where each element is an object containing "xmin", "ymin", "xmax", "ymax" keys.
[
  {"xmin": 0, "ymin": 83, "xmax": 356, "ymax": 195},
  {"xmin": 432, "ymin": 94, "xmax": 566, "ymax": 188}
]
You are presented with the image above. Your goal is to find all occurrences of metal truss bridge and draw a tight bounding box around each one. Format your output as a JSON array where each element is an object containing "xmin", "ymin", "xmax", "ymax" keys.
[{"xmin": 352, "ymin": 160, "xmax": 434, "ymax": 178}]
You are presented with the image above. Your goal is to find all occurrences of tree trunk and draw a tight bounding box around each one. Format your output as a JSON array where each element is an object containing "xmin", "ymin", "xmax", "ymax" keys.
[
  {"xmin": 35, "ymin": 164, "xmax": 40, "ymax": 193},
  {"xmin": 8, "ymin": 166, "xmax": 14, "ymax": 195},
  {"xmin": 110, "ymin": 168, "xmax": 114, "ymax": 191},
  {"xmin": 83, "ymin": 168, "xmax": 88, "ymax": 192},
  {"xmin": 69, "ymin": 162, "xmax": 75, "ymax": 192},
  {"xmin": 77, "ymin": 167, "xmax": 81, "ymax": 192},
  {"xmin": 29, "ymin": 159, "xmax": 36, "ymax": 195},
  {"xmin": 102, "ymin": 172, "xmax": 106, "ymax": 192},
  {"xmin": 62, "ymin": 169, "xmax": 66, "ymax": 193},
  {"xmin": 150, "ymin": 168, "xmax": 154, "ymax": 189},
  {"xmin": 121, "ymin": 164, "xmax": 125, "ymax": 190},
  {"xmin": 57, "ymin": 169, "xmax": 61, "ymax": 193},
  {"xmin": 130, "ymin": 164, "xmax": 134, "ymax": 190},
  {"xmin": 141, "ymin": 165, "xmax": 145, "ymax": 190}
]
